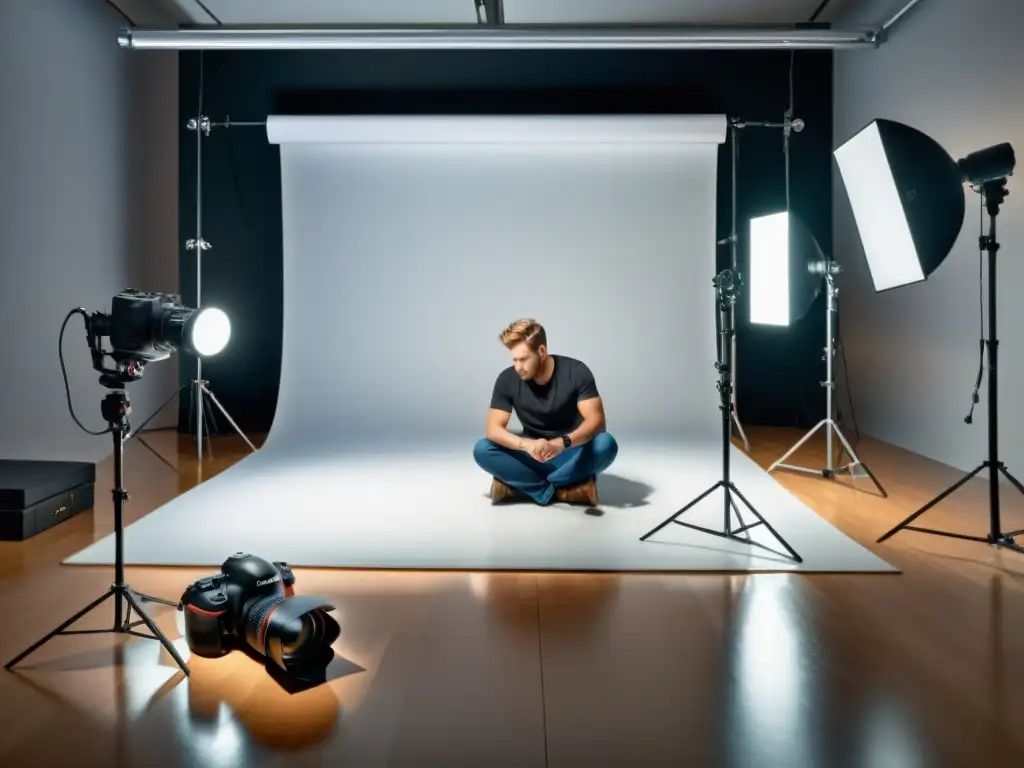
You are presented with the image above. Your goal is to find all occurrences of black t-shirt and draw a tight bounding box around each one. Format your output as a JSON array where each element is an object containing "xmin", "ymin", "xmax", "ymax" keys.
[{"xmin": 489, "ymin": 355, "xmax": 599, "ymax": 439}]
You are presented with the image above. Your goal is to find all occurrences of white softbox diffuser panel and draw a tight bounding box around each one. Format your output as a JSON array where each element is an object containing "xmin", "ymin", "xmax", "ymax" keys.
[{"xmin": 262, "ymin": 113, "xmax": 727, "ymax": 454}]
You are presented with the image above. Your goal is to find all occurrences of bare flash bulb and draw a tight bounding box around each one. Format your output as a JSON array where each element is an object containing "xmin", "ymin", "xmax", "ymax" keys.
[{"xmin": 183, "ymin": 306, "xmax": 231, "ymax": 356}]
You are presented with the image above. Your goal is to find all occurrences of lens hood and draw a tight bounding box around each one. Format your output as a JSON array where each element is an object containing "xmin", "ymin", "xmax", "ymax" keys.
[{"xmin": 263, "ymin": 595, "xmax": 341, "ymax": 673}]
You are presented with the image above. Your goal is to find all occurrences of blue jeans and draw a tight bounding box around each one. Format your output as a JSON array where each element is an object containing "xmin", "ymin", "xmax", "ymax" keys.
[{"xmin": 473, "ymin": 432, "xmax": 619, "ymax": 505}]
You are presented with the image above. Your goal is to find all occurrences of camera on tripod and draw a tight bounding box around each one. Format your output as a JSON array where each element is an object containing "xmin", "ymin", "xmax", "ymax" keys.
[{"xmin": 179, "ymin": 552, "xmax": 341, "ymax": 682}]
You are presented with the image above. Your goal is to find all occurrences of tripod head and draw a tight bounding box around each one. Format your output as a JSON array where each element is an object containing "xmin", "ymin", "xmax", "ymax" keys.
[
  {"xmin": 85, "ymin": 314, "xmax": 135, "ymax": 435},
  {"xmin": 713, "ymin": 268, "xmax": 742, "ymax": 310},
  {"xmin": 100, "ymin": 390, "xmax": 132, "ymax": 435},
  {"xmin": 809, "ymin": 258, "xmax": 842, "ymax": 278},
  {"xmin": 979, "ymin": 176, "xmax": 1009, "ymax": 219},
  {"xmin": 712, "ymin": 269, "xmax": 742, "ymax": 382},
  {"xmin": 85, "ymin": 314, "xmax": 149, "ymax": 389}
]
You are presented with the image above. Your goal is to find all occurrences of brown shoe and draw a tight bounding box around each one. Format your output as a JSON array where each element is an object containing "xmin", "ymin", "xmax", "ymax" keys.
[
  {"xmin": 555, "ymin": 476, "xmax": 599, "ymax": 506},
  {"xmin": 490, "ymin": 478, "xmax": 519, "ymax": 503}
]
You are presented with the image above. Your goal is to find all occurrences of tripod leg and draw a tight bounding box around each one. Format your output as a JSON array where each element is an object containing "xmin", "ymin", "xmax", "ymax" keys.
[
  {"xmin": 187, "ymin": 380, "xmax": 215, "ymax": 458},
  {"xmin": 134, "ymin": 436, "xmax": 179, "ymax": 473},
  {"xmin": 728, "ymin": 483, "xmax": 802, "ymax": 563},
  {"xmin": 201, "ymin": 384, "xmax": 258, "ymax": 452},
  {"xmin": 640, "ymin": 481, "xmax": 723, "ymax": 541},
  {"xmin": 121, "ymin": 382, "xmax": 189, "ymax": 473},
  {"xmin": 134, "ymin": 593, "xmax": 180, "ymax": 608},
  {"xmin": 768, "ymin": 419, "xmax": 827, "ymax": 474},
  {"xmin": 200, "ymin": 391, "xmax": 216, "ymax": 458},
  {"xmin": 124, "ymin": 382, "xmax": 189, "ymax": 444},
  {"xmin": 5, "ymin": 588, "xmax": 116, "ymax": 669},
  {"xmin": 876, "ymin": 463, "xmax": 987, "ymax": 543},
  {"xmin": 123, "ymin": 589, "xmax": 190, "ymax": 676},
  {"xmin": 829, "ymin": 421, "xmax": 888, "ymax": 498},
  {"xmin": 187, "ymin": 382, "xmax": 199, "ymax": 450},
  {"xmin": 640, "ymin": 481, "xmax": 800, "ymax": 563},
  {"xmin": 998, "ymin": 464, "xmax": 1024, "ymax": 496},
  {"xmin": 728, "ymin": 492, "xmax": 747, "ymax": 532},
  {"xmin": 994, "ymin": 465, "xmax": 1024, "ymax": 538}
]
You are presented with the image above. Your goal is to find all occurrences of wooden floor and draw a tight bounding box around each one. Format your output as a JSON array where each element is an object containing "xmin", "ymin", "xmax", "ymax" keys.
[{"xmin": 2, "ymin": 426, "xmax": 1024, "ymax": 767}]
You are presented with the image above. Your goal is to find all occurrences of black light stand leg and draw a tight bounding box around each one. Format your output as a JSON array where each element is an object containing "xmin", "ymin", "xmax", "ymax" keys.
[
  {"xmin": 640, "ymin": 270, "xmax": 802, "ymax": 564},
  {"xmin": 877, "ymin": 179, "xmax": 1024, "ymax": 554},
  {"xmin": 5, "ymin": 391, "xmax": 190, "ymax": 676}
]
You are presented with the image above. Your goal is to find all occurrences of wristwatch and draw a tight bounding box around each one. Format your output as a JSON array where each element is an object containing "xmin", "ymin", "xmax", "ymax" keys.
[{"xmin": 561, "ymin": 435, "xmax": 572, "ymax": 448}]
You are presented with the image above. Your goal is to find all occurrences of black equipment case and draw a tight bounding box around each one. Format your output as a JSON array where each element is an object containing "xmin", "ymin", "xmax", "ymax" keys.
[{"xmin": 0, "ymin": 460, "xmax": 96, "ymax": 541}]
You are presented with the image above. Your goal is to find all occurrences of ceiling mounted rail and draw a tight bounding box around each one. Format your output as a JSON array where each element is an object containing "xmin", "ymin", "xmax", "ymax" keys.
[
  {"xmin": 115, "ymin": 0, "xmax": 929, "ymax": 52},
  {"xmin": 117, "ymin": 24, "xmax": 880, "ymax": 51}
]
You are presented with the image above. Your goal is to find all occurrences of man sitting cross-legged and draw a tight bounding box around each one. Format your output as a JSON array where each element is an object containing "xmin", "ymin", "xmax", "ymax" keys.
[{"xmin": 473, "ymin": 318, "xmax": 618, "ymax": 507}]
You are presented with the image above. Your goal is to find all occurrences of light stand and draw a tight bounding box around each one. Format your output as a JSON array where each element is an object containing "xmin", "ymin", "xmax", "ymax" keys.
[
  {"xmin": 878, "ymin": 178, "xmax": 1024, "ymax": 551},
  {"xmin": 719, "ymin": 119, "xmax": 750, "ymax": 451},
  {"xmin": 722, "ymin": 113, "xmax": 807, "ymax": 452},
  {"xmin": 767, "ymin": 262, "xmax": 887, "ymax": 496},
  {"xmin": 127, "ymin": 105, "xmax": 261, "ymax": 464},
  {"xmin": 5, "ymin": 387, "xmax": 191, "ymax": 676},
  {"xmin": 640, "ymin": 269, "xmax": 802, "ymax": 563},
  {"xmin": 182, "ymin": 114, "xmax": 258, "ymax": 460}
]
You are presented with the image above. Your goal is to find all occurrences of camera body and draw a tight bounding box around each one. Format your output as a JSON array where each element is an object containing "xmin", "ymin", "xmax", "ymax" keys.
[
  {"xmin": 180, "ymin": 552, "xmax": 339, "ymax": 679},
  {"xmin": 109, "ymin": 289, "xmax": 187, "ymax": 363}
]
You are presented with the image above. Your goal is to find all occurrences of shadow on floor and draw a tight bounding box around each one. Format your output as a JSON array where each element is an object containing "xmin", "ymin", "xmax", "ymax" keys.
[{"xmin": 595, "ymin": 473, "xmax": 654, "ymax": 509}]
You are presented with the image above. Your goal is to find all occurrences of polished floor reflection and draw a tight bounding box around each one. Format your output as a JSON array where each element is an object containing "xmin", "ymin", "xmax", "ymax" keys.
[{"xmin": 1, "ymin": 427, "xmax": 1023, "ymax": 767}]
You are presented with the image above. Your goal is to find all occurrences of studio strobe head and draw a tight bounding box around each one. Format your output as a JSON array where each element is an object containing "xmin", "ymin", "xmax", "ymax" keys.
[{"xmin": 108, "ymin": 289, "xmax": 231, "ymax": 362}]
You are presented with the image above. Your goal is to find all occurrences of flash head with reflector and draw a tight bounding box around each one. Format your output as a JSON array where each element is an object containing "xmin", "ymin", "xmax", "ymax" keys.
[
  {"xmin": 834, "ymin": 118, "xmax": 1016, "ymax": 292},
  {"xmin": 833, "ymin": 117, "xmax": 1024, "ymax": 554},
  {"xmin": 84, "ymin": 289, "xmax": 231, "ymax": 388}
]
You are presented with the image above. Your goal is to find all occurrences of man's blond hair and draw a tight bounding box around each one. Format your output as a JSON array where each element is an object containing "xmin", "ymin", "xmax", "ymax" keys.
[{"xmin": 499, "ymin": 318, "xmax": 547, "ymax": 352}]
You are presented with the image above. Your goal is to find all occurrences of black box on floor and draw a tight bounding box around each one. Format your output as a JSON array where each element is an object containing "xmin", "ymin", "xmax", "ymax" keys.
[{"xmin": 0, "ymin": 460, "xmax": 96, "ymax": 541}]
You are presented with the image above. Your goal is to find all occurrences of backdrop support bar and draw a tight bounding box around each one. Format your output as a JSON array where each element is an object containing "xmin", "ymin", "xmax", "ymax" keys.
[
  {"xmin": 117, "ymin": 26, "xmax": 879, "ymax": 51},
  {"xmin": 210, "ymin": 118, "xmax": 267, "ymax": 128}
]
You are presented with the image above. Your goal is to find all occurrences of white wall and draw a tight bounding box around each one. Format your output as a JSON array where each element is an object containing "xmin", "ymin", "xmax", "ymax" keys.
[
  {"xmin": 0, "ymin": 0, "xmax": 179, "ymax": 464},
  {"xmin": 832, "ymin": 0, "xmax": 1024, "ymax": 477}
]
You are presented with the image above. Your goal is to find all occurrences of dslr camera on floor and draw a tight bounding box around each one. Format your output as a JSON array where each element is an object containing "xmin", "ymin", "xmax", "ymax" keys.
[{"xmin": 179, "ymin": 552, "xmax": 340, "ymax": 682}]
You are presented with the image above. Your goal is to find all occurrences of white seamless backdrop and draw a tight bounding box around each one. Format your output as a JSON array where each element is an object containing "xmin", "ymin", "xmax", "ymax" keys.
[
  {"xmin": 63, "ymin": 113, "xmax": 897, "ymax": 573},
  {"xmin": 263, "ymin": 114, "xmax": 727, "ymax": 453}
]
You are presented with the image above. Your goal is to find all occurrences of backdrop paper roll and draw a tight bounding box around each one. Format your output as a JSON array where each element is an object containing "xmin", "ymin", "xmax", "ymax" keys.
[
  {"xmin": 262, "ymin": 113, "xmax": 727, "ymax": 454},
  {"xmin": 265, "ymin": 113, "xmax": 728, "ymax": 146}
]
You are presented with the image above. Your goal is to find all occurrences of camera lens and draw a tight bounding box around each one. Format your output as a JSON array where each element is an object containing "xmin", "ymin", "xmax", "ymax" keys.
[
  {"xmin": 280, "ymin": 614, "xmax": 314, "ymax": 656},
  {"xmin": 243, "ymin": 593, "xmax": 340, "ymax": 677},
  {"xmin": 244, "ymin": 593, "xmax": 287, "ymax": 653}
]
